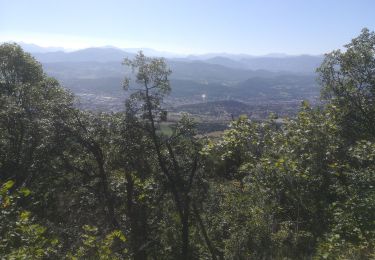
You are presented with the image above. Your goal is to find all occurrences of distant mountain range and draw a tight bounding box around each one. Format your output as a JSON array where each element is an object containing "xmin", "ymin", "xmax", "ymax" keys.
[
  {"xmin": 30, "ymin": 47, "xmax": 134, "ymax": 63},
  {"xmin": 6, "ymin": 42, "xmax": 323, "ymax": 112},
  {"xmin": 16, "ymin": 42, "xmax": 323, "ymax": 74},
  {"xmin": 17, "ymin": 42, "xmax": 67, "ymax": 53}
]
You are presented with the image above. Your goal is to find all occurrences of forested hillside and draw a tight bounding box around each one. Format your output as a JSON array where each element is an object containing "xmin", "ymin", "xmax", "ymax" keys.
[{"xmin": 1, "ymin": 29, "xmax": 374, "ymax": 259}]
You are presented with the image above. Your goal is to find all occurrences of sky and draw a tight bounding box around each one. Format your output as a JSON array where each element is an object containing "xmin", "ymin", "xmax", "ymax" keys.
[{"xmin": 1, "ymin": 0, "xmax": 374, "ymax": 55}]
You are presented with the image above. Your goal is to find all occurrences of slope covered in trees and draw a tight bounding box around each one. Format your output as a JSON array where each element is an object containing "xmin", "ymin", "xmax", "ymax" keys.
[{"xmin": 0, "ymin": 29, "xmax": 374, "ymax": 259}]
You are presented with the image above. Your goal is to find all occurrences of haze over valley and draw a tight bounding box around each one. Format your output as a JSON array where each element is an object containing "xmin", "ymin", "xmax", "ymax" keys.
[{"xmin": 20, "ymin": 43, "xmax": 322, "ymax": 119}]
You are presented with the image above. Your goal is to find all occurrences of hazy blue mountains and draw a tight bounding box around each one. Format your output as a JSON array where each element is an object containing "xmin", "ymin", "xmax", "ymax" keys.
[{"xmin": 20, "ymin": 44, "xmax": 321, "ymax": 114}]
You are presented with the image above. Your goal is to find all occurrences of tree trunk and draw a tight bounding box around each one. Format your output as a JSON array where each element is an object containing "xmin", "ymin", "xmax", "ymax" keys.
[
  {"xmin": 125, "ymin": 171, "xmax": 148, "ymax": 260},
  {"xmin": 96, "ymin": 151, "xmax": 119, "ymax": 229},
  {"xmin": 193, "ymin": 203, "xmax": 222, "ymax": 260},
  {"xmin": 181, "ymin": 202, "xmax": 190, "ymax": 260}
]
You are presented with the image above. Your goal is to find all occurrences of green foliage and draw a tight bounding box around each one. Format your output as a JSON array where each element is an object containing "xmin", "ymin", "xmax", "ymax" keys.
[
  {"xmin": 203, "ymin": 89, "xmax": 374, "ymax": 258},
  {"xmin": 318, "ymin": 28, "xmax": 375, "ymax": 140},
  {"xmin": 1, "ymin": 29, "xmax": 375, "ymax": 259},
  {"xmin": 0, "ymin": 43, "xmax": 74, "ymax": 186},
  {"xmin": 67, "ymin": 225, "xmax": 127, "ymax": 259},
  {"xmin": 0, "ymin": 180, "xmax": 61, "ymax": 259}
]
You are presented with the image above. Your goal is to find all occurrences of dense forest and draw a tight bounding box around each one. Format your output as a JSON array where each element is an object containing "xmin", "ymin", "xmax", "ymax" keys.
[{"xmin": 0, "ymin": 29, "xmax": 374, "ymax": 259}]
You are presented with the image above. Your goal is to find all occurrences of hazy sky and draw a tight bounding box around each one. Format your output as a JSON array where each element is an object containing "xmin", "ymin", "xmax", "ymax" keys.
[{"xmin": 1, "ymin": 0, "xmax": 374, "ymax": 54}]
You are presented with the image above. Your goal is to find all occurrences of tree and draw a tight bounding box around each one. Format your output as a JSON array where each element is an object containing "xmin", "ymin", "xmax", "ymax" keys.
[
  {"xmin": 314, "ymin": 28, "xmax": 375, "ymax": 259},
  {"xmin": 0, "ymin": 44, "xmax": 127, "ymax": 257},
  {"xmin": 123, "ymin": 52, "xmax": 209, "ymax": 259},
  {"xmin": 318, "ymin": 28, "xmax": 375, "ymax": 141},
  {"xmin": 0, "ymin": 43, "xmax": 74, "ymax": 187}
]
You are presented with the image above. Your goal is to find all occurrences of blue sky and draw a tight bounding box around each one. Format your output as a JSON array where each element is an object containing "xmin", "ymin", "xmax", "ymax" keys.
[{"xmin": 1, "ymin": 0, "xmax": 374, "ymax": 54}]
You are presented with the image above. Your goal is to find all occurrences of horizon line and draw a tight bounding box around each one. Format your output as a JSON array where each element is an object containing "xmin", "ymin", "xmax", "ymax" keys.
[{"xmin": 1, "ymin": 40, "xmax": 325, "ymax": 57}]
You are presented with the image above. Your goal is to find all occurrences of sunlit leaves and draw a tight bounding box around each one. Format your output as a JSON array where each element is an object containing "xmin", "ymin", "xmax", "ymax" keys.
[{"xmin": 67, "ymin": 225, "xmax": 127, "ymax": 259}]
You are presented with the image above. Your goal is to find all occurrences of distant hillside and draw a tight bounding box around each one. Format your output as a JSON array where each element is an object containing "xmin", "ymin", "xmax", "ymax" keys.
[
  {"xmin": 42, "ymin": 62, "xmax": 126, "ymax": 80},
  {"xmin": 41, "ymin": 59, "xmax": 279, "ymax": 85},
  {"xmin": 230, "ymin": 74, "xmax": 318, "ymax": 101},
  {"xmin": 33, "ymin": 47, "xmax": 135, "ymax": 63},
  {"xmin": 18, "ymin": 42, "xmax": 66, "ymax": 53},
  {"xmin": 173, "ymin": 100, "xmax": 301, "ymax": 119},
  {"xmin": 202, "ymin": 55, "xmax": 323, "ymax": 73},
  {"xmin": 168, "ymin": 60, "xmax": 276, "ymax": 83}
]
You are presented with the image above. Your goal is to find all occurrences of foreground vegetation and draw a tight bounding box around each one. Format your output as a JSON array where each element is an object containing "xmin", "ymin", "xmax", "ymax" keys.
[{"xmin": 1, "ymin": 29, "xmax": 374, "ymax": 259}]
